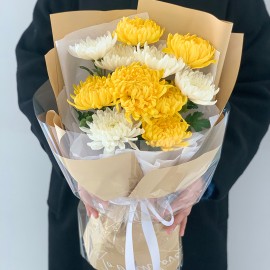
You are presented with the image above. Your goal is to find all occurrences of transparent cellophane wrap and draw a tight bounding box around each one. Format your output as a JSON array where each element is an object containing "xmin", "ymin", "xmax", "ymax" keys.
[
  {"xmin": 34, "ymin": 0, "xmax": 244, "ymax": 269},
  {"xmin": 34, "ymin": 82, "xmax": 226, "ymax": 269},
  {"xmin": 76, "ymin": 157, "xmax": 222, "ymax": 270}
]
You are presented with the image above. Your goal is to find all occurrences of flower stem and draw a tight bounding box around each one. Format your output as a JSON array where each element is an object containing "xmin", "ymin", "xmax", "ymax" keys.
[{"xmin": 79, "ymin": 66, "xmax": 94, "ymax": 75}]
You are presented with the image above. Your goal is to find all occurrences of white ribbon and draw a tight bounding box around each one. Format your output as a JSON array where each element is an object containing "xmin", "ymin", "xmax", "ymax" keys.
[
  {"xmin": 125, "ymin": 201, "xmax": 138, "ymax": 270},
  {"xmin": 125, "ymin": 199, "xmax": 174, "ymax": 270}
]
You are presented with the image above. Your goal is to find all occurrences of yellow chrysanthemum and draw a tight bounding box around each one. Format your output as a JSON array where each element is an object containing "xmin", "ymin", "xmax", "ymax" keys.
[
  {"xmin": 111, "ymin": 63, "xmax": 171, "ymax": 121},
  {"xmin": 68, "ymin": 76, "xmax": 115, "ymax": 110},
  {"xmin": 142, "ymin": 115, "xmax": 192, "ymax": 150},
  {"xmin": 155, "ymin": 85, "xmax": 187, "ymax": 117},
  {"xmin": 163, "ymin": 33, "xmax": 216, "ymax": 69},
  {"xmin": 114, "ymin": 17, "xmax": 164, "ymax": 46}
]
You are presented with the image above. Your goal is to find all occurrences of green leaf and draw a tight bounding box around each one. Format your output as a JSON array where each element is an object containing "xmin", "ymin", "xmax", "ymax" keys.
[
  {"xmin": 76, "ymin": 110, "xmax": 94, "ymax": 127},
  {"xmin": 179, "ymin": 99, "xmax": 198, "ymax": 113},
  {"xmin": 85, "ymin": 115, "xmax": 93, "ymax": 122},
  {"xmin": 77, "ymin": 111, "xmax": 83, "ymax": 121},
  {"xmin": 185, "ymin": 112, "xmax": 211, "ymax": 132},
  {"xmin": 79, "ymin": 118, "xmax": 88, "ymax": 128},
  {"xmin": 186, "ymin": 100, "xmax": 198, "ymax": 110}
]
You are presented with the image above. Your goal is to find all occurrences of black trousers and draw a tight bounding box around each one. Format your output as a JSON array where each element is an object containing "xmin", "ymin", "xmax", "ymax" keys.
[{"xmin": 48, "ymin": 170, "xmax": 228, "ymax": 270}]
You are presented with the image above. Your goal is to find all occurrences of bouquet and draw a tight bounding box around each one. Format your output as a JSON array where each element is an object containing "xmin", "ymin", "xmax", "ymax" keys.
[{"xmin": 34, "ymin": 0, "xmax": 243, "ymax": 269}]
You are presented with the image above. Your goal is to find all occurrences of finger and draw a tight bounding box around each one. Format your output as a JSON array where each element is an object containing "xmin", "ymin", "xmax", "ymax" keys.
[
  {"xmin": 165, "ymin": 212, "xmax": 187, "ymax": 234},
  {"xmin": 89, "ymin": 208, "xmax": 99, "ymax": 219},
  {"xmin": 174, "ymin": 207, "xmax": 191, "ymax": 224},
  {"xmin": 179, "ymin": 217, "xmax": 188, "ymax": 237},
  {"xmin": 164, "ymin": 207, "xmax": 192, "ymax": 234},
  {"xmin": 86, "ymin": 207, "xmax": 92, "ymax": 217},
  {"xmin": 85, "ymin": 204, "xmax": 99, "ymax": 219}
]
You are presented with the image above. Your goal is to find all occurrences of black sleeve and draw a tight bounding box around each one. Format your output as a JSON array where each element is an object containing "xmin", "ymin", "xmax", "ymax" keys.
[
  {"xmin": 16, "ymin": 0, "xmax": 76, "ymax": 175},
  {"xmin": 212, "ymin": 0, "xmax": 270, "ymax": 200}
]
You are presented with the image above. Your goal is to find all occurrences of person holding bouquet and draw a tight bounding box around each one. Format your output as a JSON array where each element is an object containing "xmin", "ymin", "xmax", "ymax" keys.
[{"xmin": 16, "ymin": 0, "xmax": 270, "ymax": 270}]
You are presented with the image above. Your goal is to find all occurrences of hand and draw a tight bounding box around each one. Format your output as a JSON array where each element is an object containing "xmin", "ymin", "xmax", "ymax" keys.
[
  {"xmin": 164, "ymin": 178, "xmax": 205, "ymax": 236},
  {"xmin": 165, "ymin": 206, "xmax": 192, "ymax": 236},
  {"xmin": 78, "ymin": 186, "xmax": 100, "ymax": 219}
]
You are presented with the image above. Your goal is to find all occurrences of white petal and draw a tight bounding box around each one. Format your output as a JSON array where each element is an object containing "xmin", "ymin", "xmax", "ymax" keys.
[
  {"xmin": 68, "ymin": 32, "xmax": 117, "ymax": 61},
  {"xmin": 134, "ymin": 43, "xmax": 186, "ymax": 77},
  {"xmin": 175, "ymin": 69, "xmax": 218, "ymax": 105},
  {"xmin": 80, "ymin": 108, "xmax": 144, "ymax": 153},
  {"xmin": 190, "ymin": 99, "xmax": 217, "ymax": 105},
  {"xmin": 128, "ymin": 141, "xmax": 139, "ymax": 150},
  {"xmin": 95, "ymin": 44, "xmax": 136, "ymax": 70}
]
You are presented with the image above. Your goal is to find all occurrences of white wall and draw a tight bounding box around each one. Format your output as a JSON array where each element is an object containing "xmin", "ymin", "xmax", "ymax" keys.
[
  {"xmin": 228, "ymin": 134, "xmax": 270, "ymax": 270},
  {"xmin": 0, "ymin": 1, "xmax": 269, "ymax": 270},
  {"xmin": 0, "ymin": 1, "xmax": 50, "ymax": 269}
]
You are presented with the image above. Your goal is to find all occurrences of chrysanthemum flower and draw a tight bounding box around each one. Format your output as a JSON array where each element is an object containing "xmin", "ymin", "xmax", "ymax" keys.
[
  {"xmin": 175, "ymin": 69, "xmax": 219, "ymax": 105},
  {"xmin": 134, "ymin": 43, "xmax": 186, "ymax": 77},
  {"xmin": 111, "ymin": 63, "xmax": 172, "ymax": 121},
  {"xmin": 155, "ymin": 85, "xmax": 187, "ymax": 117},
  {"xmin": 80, "ymin": 107, "xmax": 144, "ymax": 154},
  {"xmin": 68, "ymin": 32, "xmax": 117, "ymax": 61},
  {"xmin": 142, "ymin": 115, "xmax": 192, "ymax": 150},
  {"xmin": 163, "ymin": 33, "xmax": 216, "ymax": 69},
  {"xmin": 94, "ymin": 44, "xmax": 135, "ymax": 71},
  {"xmin": 68, "ymin": 75, "xmax": 115, "ymax": 110},
  {"xmin": 114, "ymin": 17, "xmax": 164, "ymax": 46}
]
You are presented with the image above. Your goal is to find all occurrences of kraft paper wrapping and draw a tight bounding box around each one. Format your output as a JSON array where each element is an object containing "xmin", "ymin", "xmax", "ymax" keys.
[
  {"xmin": 40, "ymin": 1, "xmax": 244, "ymax": 268},
  {"xmin": 42, "ymin": 0, "xmax": 242, "ymax": 201},
  {"xmin": 57, "ymin": 146, "xmax": 219, "ymax": 201},
  {"xmin": 45, "ymin": 0, "xmax": 243, "ymax": 111},
  {"xmin": 45, "ymin": 50, "xmax": 63, "ymax": 99},
  {"xmin": 43, "ymin": 92, "xmax": 223, "ymax": 270},
  {"xmin": 217, "ymin": 33, "xmax": 244, "ymax": 110},
  {"xmin": 137, "ymin": 0, "xmax": 232, "ymax": 86},
  {"xmin": 47, "ymin": 9, "xmax": 136, "ymax": 98},
  {"xmin": 45, "ymin": 108, "xmax": 221, "ymax": 201},
  {"xmin": 83, "ymin": 215, "xmax": 181, "ymax": 270},
  {"xmin": 45, "ymin": 108, "xmax": 223, "ymax": 201}
]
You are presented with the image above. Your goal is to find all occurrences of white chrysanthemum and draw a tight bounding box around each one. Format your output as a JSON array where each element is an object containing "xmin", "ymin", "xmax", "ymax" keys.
[
  {"xmin": 68, "ymin": 32, "xmax": 117, "ymax": 61},
  {"xmin": 95, "ymin": 44, "xmax": 135, "ymax": 71},
  {"xmin": 80, "ymin": 107, "xmax": 144, "ymax": 154},
  {"xmin": 175, "ymin": 69, "xmax": 219, "ymax": 105},
  {"xmin": 134, "ymin": 43, "xmax": 186, "ymax": 77}
]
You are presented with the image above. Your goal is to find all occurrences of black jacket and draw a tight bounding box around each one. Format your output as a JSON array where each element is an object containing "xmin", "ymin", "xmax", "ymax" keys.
[{"xmin": 16, "ymin": 1, "xmax": 270, "ymax": 270}]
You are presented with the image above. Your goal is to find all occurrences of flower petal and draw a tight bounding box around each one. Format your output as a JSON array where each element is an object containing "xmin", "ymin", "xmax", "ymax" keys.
[{"xmin": 68, "ymin": 32, "xmax": 117, "ymax": 61}]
